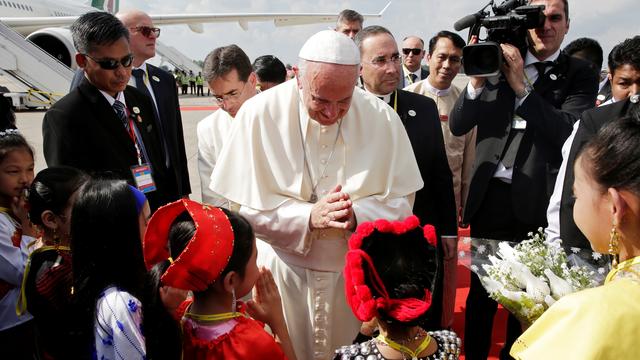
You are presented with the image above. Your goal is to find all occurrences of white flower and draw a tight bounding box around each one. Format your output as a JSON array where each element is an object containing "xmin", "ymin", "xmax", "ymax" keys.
[
  {"xmin": 497, "ymin": 242, "xmax": 519, "ymax": 262},
  {"xmin": 482, "ymin": 277, "xmax": 503, "ymax": 294},
  {"xmin": 571, "ymin": 247, "xmax": 581, "ymax": 254},
  {"xmin": 477, "ymin": 245, "xmax": 487, "ymax": 254},
  {"xmin": 470, "ymin": 265, "xmax": 479, "ymax": 272},
  {"xmin": 544, "ymin": 268, "xmax": 574, "ymax": 298},
  {"xmin": 598, "ymin": 267, "xmax": 606, "ymax": 275},
  {"xmin": 592, "ymin": 252, "xmax": 603, "ymax": 261},
  {"xmin": 458, "ymin": 251, "xmax": 466, "ymax": 258},
  {"xmin": 462, "ymin": 237, "xmax": 471, "ymax": 244}
]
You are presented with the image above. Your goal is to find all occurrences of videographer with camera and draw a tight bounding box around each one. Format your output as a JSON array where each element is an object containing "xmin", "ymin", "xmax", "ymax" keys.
[{"xmin": 449, "ymin": 0, "xmax": 598, "ymax": 359}]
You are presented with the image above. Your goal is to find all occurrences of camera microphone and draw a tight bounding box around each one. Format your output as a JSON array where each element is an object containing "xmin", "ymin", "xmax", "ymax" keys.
[{"xmin": 454, "ymin": 12, "xmax": 481, "ymax": 31}]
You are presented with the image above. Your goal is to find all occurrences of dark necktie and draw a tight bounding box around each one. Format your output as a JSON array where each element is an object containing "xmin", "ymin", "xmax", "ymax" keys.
[
  {"xmin": 409, "ymin": 73, "xmax": 418, "ymax": 83},
  {"xmin": 132, "ymin": 68, "xmax": 170, "ymax": 167},
  {"xmin": 533, "ymin": 61, "xmax": 553, "ymax": 82},
  {"xmin": 114, "ymin": 100, "xmax": 146, "ymax": 163}
]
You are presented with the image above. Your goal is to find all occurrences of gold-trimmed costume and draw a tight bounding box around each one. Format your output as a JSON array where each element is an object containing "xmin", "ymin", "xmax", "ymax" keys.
[{"xmin": 511, "ymin": 256, "xmax": 640, "ymax": 359}]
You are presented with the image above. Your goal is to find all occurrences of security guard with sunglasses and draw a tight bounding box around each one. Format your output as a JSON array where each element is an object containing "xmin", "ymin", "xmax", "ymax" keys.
[
  {"xmin": 43, "ymin": 12, "xmax": 179, "ymax": 212},
  {"xmin": 399, "ymin": 35, "xmax": 429, "ymax": 88}
]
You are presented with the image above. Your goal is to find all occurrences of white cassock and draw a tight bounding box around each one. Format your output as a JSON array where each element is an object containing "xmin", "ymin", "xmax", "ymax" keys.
[
  {"xmin": 210, "ymin": 79, "xmax": 423, "ymax": 360},
  {"xmin": 196, "ymin": 109, "xmax": 232, "ymax": 208}
]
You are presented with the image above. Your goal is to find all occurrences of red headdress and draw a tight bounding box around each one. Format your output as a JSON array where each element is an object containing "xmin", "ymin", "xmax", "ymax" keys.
[
  {"xmin": 143, "ymin": 199, "xmax": 234, "ymax": 291},
  {"xmin": 344, "ymin": 215, "xmax": 438, "ymax": 322}
]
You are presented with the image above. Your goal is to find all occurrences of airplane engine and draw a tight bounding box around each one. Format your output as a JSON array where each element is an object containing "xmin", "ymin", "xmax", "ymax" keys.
[{"xmin": 26, "ymin": 27, "xmax": 77, "ymax": 68}]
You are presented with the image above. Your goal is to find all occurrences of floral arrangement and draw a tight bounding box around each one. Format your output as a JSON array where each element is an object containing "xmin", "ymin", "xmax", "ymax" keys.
[{"xmin": 462, "ymin": 229, "xmax": 605, "ymax": 325}]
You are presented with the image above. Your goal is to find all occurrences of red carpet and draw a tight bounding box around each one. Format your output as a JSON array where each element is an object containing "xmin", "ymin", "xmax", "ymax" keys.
[{"xmin": 454, "ymin": 228, "xmax": 506, "ymax": 360}]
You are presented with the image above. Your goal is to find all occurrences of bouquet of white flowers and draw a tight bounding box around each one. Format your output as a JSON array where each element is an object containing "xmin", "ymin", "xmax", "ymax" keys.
[{"xmin": 459, "ymin": 229, "xmax": 607, "ymax": 325}]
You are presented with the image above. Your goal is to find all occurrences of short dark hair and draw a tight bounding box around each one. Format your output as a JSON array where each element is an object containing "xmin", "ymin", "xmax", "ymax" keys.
[
  {"xmin": 252, "ymin": 55, "xmax": 287, "ymax": 84},
  {"xmin": 564, "ymin": 37, "xmax": 603, "ymax": 71},
  {"xmin": 337, "ymin": 9, "xmax": 363, "ymax": 26},
  {"xmin": 70, "ymin": 11, "xmax": 129, "ymax": 54},
  {"xmin": 202, "ymin": 44, "xmax": 252, "ymax": 83},
  {"xmin": 608, "ymin": 36, "xmax": 640, "ymax": 75},
  {"xmin": 354, "ymin": 25, "xmax": 394, "ymax": 52},
  {"xmin": 579, "ymin": 105, "xmax": 640, "ymax": 195},
  {"xmin": 428, "ymin": 31, "xmax": 466, "ymax": 55},
  {"xmin": 530, "ymin": 0, "xmax": 569, "ymax": 20}
]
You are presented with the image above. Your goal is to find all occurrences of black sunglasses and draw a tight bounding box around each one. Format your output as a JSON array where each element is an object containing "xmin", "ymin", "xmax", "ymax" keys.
[
  {"xmin": 130, "ymin": 26, "xmax": 161, "ymax": 38},
  {"xmin": 402, "ymin": 48, "xmax": 423, "ymax": 56},
  {"xmin": 83, "ymin": 53, "xmax": 134, "ymax": 70}
]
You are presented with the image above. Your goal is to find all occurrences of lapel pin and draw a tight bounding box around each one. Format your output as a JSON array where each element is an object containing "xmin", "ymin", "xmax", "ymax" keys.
[
  {"xmin": 549, "ymin": 74, "xmax": 558, "ymax": 80},
  {"xmin": 132, "ymin": 106, "xmax": 140, "ymax": 114},
  {"xmin": 152, "ymin": 76, "xmax": 160, "ymax": 82},
  {"xmin": 631, "ymin": 94, "xmax": 639, "ymax": 104},
  {"xmin": 408, "ymin": 110, "xmax": 416, "ymax": 117},
  {"xmin": 596, "ymin": 94, "xmax": 606, "ymax": 101}
]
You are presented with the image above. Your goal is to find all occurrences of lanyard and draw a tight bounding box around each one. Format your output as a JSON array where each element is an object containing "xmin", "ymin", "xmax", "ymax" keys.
[
  {"xmin": 392, "ymin": 90, "xmax": 398, "ymax": 112},
  {"xmin": 376, "ymin": 333, "xmax": 432, "ymax": 360},
  {"xmin": 123, "ymin": 107, "xmax": 144, "ymax": 165},
  {"xmin": 605, "ymin": 255, "xmax": 640, "ymax": 284}
]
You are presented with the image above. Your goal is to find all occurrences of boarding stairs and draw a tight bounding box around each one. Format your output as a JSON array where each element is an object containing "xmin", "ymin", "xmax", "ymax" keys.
[{"xmin": 0, "ymin": 20, "xmax": 72, "ymax": 107}]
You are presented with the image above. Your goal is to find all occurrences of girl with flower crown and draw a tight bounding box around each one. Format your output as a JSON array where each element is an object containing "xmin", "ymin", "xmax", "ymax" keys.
[
  {"xmin": 510, "ymin": 109, "xmax": 640, "ymax": 359},
  {"xmin": 143, "ymin": 199, "xmax": 297, "ymax": 360},
  {"xmin": 0, "ymin": 129, "xmax": 38, "ymax": 360},
  {"xmin": 334, "ymin": 216, "xmax": 461, "ymax": 360}
]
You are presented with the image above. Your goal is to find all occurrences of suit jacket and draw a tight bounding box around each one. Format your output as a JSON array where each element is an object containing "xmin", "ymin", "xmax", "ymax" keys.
[
  {"xmin": 394, "ymin": 90, "xmax": 457, "ymax": 237},
  {"xmin": 42, "ymin": 80, "xmax": 179, "ymax": 211},
  {"xmin": 450, "ymin": 52, "xmax": 598, "ymax": 226},
  {"xmin": 146, "ymin": 63, "xmax": 191, "ymax": 196},
  {"xmin": 559, "ymin": 98, "xmax": 637, "ymax": 248},
  {"xmin": 399, "ymin": 66, "xmax": 429, "ymax": 89}
]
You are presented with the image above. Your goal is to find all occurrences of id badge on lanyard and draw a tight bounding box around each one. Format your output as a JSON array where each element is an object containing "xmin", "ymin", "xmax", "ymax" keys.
[{"xmin": 124, "ymin": 106, "xmax": 157, "ymax": 193}]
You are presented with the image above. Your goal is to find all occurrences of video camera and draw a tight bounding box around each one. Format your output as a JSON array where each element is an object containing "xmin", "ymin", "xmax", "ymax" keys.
[{"xmin": 454, "ymin": 0, "xmax": 545, "ymax": 76}]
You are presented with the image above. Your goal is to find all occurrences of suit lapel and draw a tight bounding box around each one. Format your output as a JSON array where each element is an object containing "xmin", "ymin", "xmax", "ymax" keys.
[
  {"xmin": 77, "ymin": 81, "xmax": 137, "ymax": 154},
  {"xmin": 533, "ymin": 52, "xmax": 569, "ymax": 95}
]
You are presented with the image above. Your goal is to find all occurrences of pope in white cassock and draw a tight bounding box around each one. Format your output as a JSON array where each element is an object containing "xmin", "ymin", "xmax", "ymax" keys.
[{"xmin": 210, "ymin": 30, "xmax": 424, "ymax": 360}]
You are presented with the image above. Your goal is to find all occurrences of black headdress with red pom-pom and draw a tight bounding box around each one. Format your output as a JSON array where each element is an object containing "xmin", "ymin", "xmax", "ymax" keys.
[{"xmin": 344, "ymin": 215, "xmax": 438, "ymax": 323}]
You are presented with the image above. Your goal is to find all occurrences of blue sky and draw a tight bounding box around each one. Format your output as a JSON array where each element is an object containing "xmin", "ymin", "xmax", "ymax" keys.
[{"xmin": 120, "ymin": 0, "xmax": 638, "ymax": 68}]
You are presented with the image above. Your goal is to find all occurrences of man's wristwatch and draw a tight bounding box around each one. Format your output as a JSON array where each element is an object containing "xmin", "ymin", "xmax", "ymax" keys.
[{"xmin": 516, "ymin": 84, "xmax": 533, "ymax": 99}]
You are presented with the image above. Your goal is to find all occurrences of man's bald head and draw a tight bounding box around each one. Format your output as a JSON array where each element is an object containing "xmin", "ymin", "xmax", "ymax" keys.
[{"xmin": 116, "ymin": 9, "xmax": 158, "ymax": 66}]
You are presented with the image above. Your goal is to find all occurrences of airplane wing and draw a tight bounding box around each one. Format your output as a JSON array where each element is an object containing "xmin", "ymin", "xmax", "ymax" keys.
[{"xmin": 1, "ymin": 2, "xmax": 390, "ymax": 35}]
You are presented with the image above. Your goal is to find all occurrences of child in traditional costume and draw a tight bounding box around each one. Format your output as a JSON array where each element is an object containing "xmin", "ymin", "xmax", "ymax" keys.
[
  {"xmin": 143, "ymin": 199, "xmax": 297, "ymax": 360},
  {"xmin": 70, "ymin": 179, "xmax": 150, "ymax": 359},
  {"xmin": 16, "ymin": 167, "xmax": 88, "ymax": 359},
  {"xmin": 0, "ymin": 129, "xmax": 38, "ymax": 360},
  {"xmin": 334, "ymin": 216, "xmax": 461, "ymax": 360}
]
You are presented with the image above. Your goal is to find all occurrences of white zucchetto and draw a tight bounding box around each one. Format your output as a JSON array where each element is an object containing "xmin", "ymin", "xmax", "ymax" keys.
[{"xmin": 298, "ymin": 30, "xmax": 360, "ymax": 65}]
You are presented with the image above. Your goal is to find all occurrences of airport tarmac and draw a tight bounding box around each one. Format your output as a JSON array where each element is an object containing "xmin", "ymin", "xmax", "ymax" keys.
[{"xmin": 14, "ymin": 94, "xmax": 216, "ymax": 202}]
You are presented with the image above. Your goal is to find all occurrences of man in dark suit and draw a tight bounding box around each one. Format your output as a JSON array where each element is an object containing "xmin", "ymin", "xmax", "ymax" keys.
[
  {"xmin": 449, "ymin": 0, "xmax": 598, "ymax": 358},
  {"xmin": 400, "ymin": 36, "xmax": 429, "ymax": 88},
  {"xmin": 43, "ymin": 12, "xmax": 177, "ymax": 211},
  {"xmin": 554, "ymin": 36, "xmax": 640, "ymax": 249},
  {"xmin": 356, "ymin": 25, "xmax": 457, "ymax": 330},
  {"xmin": 117, "ymin": 10, "xmax": 191, "ymax": 199}
]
